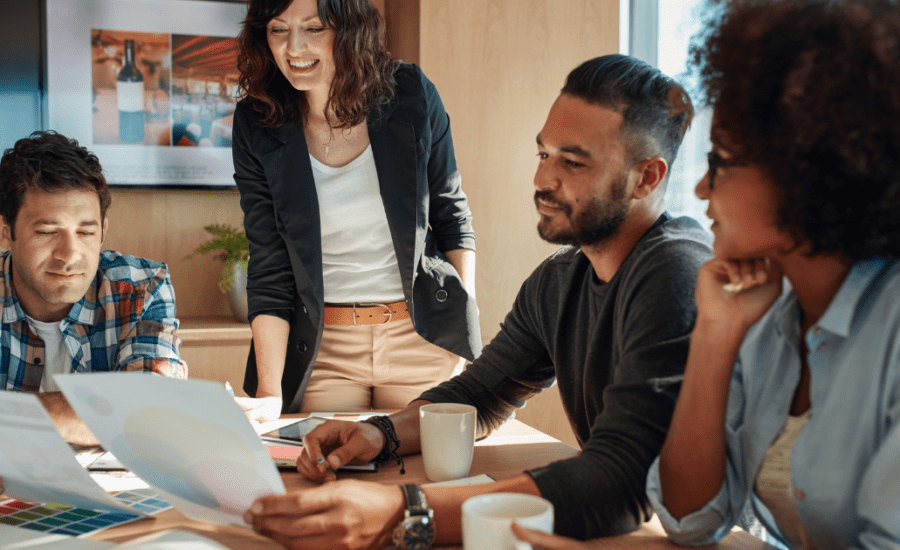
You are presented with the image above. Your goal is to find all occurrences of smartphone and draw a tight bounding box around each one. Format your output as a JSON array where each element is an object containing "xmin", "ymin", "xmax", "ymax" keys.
[{"xmin": 260, "ymin": 417, "xmax": 325, "ymax": 446}]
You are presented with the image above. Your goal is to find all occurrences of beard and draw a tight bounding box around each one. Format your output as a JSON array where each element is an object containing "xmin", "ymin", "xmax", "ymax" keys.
[{"xmin": 535, "ymin": 174, "xmax": 630, "ymax": 248}]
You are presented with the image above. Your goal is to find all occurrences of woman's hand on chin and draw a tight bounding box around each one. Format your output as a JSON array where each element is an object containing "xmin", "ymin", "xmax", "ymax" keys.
[{"xmin": 695, "ymin": 257, "xmax": 783, "ymax": 332}]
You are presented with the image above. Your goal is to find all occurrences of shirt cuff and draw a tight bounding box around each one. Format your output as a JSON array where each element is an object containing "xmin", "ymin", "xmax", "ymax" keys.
[
  {"xmin": 247, "ymin": 308, "xmax": 293, "ymax": 324},
  {"xmin": 436, "ymin": 234, "xmax": 476, "ymax": 253},
  {"xmin": 646, "ymin": 456, "xmax": 733, "ymax": 545}
]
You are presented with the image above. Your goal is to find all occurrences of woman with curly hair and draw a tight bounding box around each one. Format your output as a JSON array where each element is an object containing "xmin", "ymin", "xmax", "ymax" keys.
[
  {"xmin": 512, "ymin": 0, "xmax": 900, "ymax": 549},
  {"xmin": 641, "ymin": 0, "xmax": 900, "ymax": 548},
  {"xmin": 232, "ymin": 0, "xmax": 480, "ymax": 420}
]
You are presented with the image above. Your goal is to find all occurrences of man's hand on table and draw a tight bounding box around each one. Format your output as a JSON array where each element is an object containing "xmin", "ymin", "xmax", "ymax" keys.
[
  {"xmin": 234, "ymin": 395, "xmax": 283, "ymax": 423},
  {"xmin": 297, "ymin": 419, "xmax": 385, "ymax": 482},
  {"xmin": 244, "ymin": 479, "xmax": 405, "ymax": 550}
]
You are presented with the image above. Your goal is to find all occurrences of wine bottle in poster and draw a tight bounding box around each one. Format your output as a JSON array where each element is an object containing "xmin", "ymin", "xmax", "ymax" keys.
[{"xmin": 117, "ymin": 39, "xmax": 144, "ymax": 144}]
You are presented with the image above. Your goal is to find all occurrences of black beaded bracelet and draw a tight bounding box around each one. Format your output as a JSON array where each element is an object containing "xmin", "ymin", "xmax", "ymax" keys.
[{"xmin": 361, "ymin": 415, "xmax": 405, "ymax": 474}]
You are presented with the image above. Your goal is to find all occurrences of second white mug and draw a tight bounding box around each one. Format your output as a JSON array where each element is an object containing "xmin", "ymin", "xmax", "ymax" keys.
[
  {"xmin": 462, "ymin": 493, "xmax": 554, "ymax": 550},
  {"xmin": 419, "ymin": 402, "xmax": 477, "ymax": 482}
]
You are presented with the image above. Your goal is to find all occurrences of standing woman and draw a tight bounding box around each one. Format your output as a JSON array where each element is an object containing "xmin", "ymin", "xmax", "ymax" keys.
[{"xmin": 232, "ymin": 0, "xmax": 481, "ymax": 420}]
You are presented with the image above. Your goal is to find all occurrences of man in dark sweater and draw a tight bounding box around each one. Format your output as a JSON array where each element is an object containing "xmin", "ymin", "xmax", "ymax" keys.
[{"xmin": 243, "ymin": 55, "xmax": 713, "ymax": 549}]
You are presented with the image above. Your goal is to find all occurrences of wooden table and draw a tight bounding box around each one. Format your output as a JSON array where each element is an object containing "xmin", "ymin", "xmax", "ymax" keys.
[{"xmin": 87, "ymin": 418, "xmax": 764, "ymax": 550}]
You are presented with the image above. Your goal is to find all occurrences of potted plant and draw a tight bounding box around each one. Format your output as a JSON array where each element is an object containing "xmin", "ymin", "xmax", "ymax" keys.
[{"xmin": 186, "ymin": 223, "xmax": 250, "ymax": 322}]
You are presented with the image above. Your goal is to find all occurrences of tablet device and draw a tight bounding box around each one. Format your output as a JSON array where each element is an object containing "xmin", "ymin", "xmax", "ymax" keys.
[
  {"xmin": 260, "ymin": 417, "xmax": 325, "ymax": 446},
  {"xmin": 261, "ymin": 417, "xmax": 378, "ymax": 471}
]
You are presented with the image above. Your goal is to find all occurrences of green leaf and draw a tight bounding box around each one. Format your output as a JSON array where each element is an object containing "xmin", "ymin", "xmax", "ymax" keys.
[{"xmin": 184, "ymin": 223, "xmax": 250, "ymax": 293}]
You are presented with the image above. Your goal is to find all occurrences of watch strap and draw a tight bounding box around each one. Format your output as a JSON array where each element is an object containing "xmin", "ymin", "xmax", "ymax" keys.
[{"xmin": 400, "ymin": 483, "xmax": 428, "ymax": 516}]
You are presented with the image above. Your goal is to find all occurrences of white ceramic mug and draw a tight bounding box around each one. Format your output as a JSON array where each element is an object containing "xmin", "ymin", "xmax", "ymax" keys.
[
  {"xmin": 419, "ymin": 403, "xmax": 477, "ymax": 482},
  {"xmin": 462, "ymin": 493, "xmax": 554, "ymax": 550}
]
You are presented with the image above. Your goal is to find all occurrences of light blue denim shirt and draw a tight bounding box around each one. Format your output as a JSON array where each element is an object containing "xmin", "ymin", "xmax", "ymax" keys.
[{"xmin": 647, "ymin": 258, "xmax": 900, "ymax": 549}]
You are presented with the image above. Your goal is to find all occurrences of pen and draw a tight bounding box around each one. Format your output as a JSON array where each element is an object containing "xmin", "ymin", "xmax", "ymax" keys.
[{"xmin": 318, "ymin": 456, "xmax": 338, "ymax": 475}]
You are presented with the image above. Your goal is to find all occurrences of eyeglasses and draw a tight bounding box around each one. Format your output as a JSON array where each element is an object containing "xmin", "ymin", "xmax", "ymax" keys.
[{"xmin": 706, "ymin": 150, "xmax": 747, "ymax": 189}]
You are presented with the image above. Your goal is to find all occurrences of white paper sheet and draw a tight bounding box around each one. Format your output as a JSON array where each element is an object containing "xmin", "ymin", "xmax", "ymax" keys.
[
  {"xmin": 0, "ymin": 392, "xmax": 144, "ymax": 516},
  {"xmin": 55, "ymin": 374, "xmax": 286, "ymax": 527},
  {"xmin": 89, "ymin": 471, "xmax": 154, "ymax": 494}
]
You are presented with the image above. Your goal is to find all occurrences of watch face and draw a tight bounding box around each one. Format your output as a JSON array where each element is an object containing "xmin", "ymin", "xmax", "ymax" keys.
[{"xmin": 399, "ymin": 515, "xmax": 435, "ymax": 550}]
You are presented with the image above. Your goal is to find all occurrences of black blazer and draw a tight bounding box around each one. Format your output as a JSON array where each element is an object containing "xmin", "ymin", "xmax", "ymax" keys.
[{"xmin": 232, "ymin": 63, "xmax": 482, "ymax": 412}]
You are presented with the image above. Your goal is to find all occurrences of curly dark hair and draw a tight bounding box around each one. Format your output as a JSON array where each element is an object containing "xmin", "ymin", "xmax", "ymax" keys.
[
  {"xmin": 693, "ymin": 0, "xmax": 900, "ymax": 260},
  {"xmin": 0, "ymin": 130, "xmax": 111, "ymax": 239},
  {"xmin": 237, "ymin": 0, "xmax": 395, "ymax": 129},
  {"xmin": 562, "ymin": 54, "xmax": 694, "ymax": 180}
]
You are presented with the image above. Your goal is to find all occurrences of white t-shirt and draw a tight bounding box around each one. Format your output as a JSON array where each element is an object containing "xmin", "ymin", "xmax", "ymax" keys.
[
  {"xmin": 311, "ymin": 144, "xmax": 406, "ymax": 304},
  {"xmin": 25, "ymin": 315, "xmax": 70, "ymax": 393}
]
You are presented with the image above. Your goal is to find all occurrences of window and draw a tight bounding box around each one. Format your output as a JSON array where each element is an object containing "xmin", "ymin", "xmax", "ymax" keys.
[{"xmin": 625, "ymin": 0, "xmax": 712, "ymax": 227}]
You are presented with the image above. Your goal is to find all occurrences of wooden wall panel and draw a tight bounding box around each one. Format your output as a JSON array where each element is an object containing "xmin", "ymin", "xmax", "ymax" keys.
[
  {"xmin": 383, "ymin": 0, "xmax": 419, "ymax": 65},
  {"xmin": 180, "ymin": 342, "xmax": 250, "ymax": 397},
  {"xmin": 102, "ymin": 189, "xmax": 245, "ymax": 320},
  {"xmin": 418, "ymin": 0, "xmax": 618, "ymax": 447}
]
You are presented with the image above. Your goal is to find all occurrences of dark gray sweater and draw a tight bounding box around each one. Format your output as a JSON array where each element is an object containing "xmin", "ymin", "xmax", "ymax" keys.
[{"xmin": 419, "ymin": 214, "xmax": 712, "ymax": 539}]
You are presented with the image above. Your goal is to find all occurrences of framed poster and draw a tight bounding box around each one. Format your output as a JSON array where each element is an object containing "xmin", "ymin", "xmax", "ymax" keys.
[{"xmin": 45, "ymin": 0, "xmax": 247, "ymax": 187}]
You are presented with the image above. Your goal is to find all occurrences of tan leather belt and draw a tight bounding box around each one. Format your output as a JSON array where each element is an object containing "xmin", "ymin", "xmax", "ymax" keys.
[{"xmin": 323, "ymin": 301, "xmax": 410, "ymax": 326}]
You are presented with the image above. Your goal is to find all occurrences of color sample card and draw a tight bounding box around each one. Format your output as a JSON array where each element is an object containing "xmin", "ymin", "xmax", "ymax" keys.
[{"xmin": 0, "ymin": 488, "xmax": 171, "ymax": 537}]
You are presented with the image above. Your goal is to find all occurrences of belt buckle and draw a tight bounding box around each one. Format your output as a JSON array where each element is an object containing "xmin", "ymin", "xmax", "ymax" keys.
[{"xmin": 356, "ymin": 303, "xmax": 392, "ymax": 325}]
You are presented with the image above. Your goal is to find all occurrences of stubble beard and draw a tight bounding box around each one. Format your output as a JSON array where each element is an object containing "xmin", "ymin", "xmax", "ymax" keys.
[{"xmin": 535, "ymin": 174, "xmax": 630, "ymax": 248}]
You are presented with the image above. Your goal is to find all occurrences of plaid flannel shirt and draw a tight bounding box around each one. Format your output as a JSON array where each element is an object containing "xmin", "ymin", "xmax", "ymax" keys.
[{"xmin": 0, "ymin": 250, "xmax": 188, "ymax": 391}]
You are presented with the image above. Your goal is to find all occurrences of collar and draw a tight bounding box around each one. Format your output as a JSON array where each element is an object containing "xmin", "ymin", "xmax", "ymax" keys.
[
  {"xmin": 772, "ymin": 257, "xmax": 889, "ymax": 339},
  {"xmin": 0, "ymin": 252, "xmax": 24, "ymax": 324},
  {"xmin": 264, "ymin": 115, "xmax": 305, "ymax": 145},
  {"xmin": 816, "ymin": 257, "xmax": 888, "ymax": 338},
  {"xmin": 366, "ymin": 64, "xmax": 402, "ymax": 132}
]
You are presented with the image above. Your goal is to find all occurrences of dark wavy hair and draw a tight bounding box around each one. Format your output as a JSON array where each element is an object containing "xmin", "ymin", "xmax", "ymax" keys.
[
  {"xmin": 693, "ymin": 0, "xmax": 900, "ymax": 260},
  {"xmin": 0, "ymin": 131, "xmax": 111, "ymax": 239},
  {"xmin": 561, "ymin": 54, "xmax": 694, "ymax": 185},
  {"xmin": 237, "ymin": 0, "xmax": 395, "ymax": 129}
]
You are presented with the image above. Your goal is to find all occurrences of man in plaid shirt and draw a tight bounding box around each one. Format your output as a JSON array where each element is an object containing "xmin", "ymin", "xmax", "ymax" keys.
[{"xmin": 0, "ymin": 131, "xmax": 188, "ymax": 445}]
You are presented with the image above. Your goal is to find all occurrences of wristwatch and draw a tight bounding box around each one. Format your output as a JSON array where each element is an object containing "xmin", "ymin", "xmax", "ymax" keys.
[{"xmin": 393, "ymin": 484, "xmax": 435, "ymax": 550}]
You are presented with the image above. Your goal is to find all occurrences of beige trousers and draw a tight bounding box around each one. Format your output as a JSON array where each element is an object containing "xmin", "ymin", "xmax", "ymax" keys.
[{"xmin": 299, "ymin": 318, "xmax": 464, "ymax": 412}]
